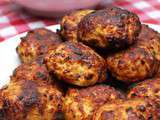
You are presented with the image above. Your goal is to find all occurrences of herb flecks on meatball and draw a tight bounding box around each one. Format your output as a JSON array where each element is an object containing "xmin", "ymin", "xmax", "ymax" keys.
[{"xmin": 45, "ymin": 41, "xmax": 107, "ymax": 86}]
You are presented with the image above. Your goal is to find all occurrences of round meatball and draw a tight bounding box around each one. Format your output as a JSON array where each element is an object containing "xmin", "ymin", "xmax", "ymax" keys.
[
  {"xmin": 60, "ymin": 9, "xmax": 94, "ymax": 42},
  {"xmin": 12, "ymin": 56, "xmax": 51, "ymax": 82},
  {"xmin": 17, "ymin": 28, "xmax": 62, "ymax": 63},
  {"xmin": 106, "ymin": 47, "xmax": 159, "ymax": 83},
  {"xmin": 78, "ymin": 6, "xmax": 141, "ymax": 50},
  {"xmin": 63, "ymin": 84, "xmax": 125, "ymax": 120},
  {"xmin": 128, "ymin": 78, "xmax": 160, "ymax": 104},
  {"xmin": 11, "ymin": 56, "xmax": 65, "ymax": 93},
  {"xmin": 93, "ymin": 99, "xmax": 159, "ymax": 120},
  {"xmin": 0, "ymin": 79, "xmax": 63, "ymax": 120},
  {"xmin": 45, "ymin": 41, "xmax": 107, "ymax": 86},
  {"xmin": 106, "ymin": 25, "xmax": 160, "ymax": 83},
  {"xmin": 137, "ymin": 24, "xmax": 160, "ymax": 61}
]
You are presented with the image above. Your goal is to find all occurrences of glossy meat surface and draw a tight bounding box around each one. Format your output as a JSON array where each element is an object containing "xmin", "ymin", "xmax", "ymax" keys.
[
  {"xmin": 60, "ymin": 9, "xmax": 94, "ymax": 42},
  {"xmin": 17, "ymin": 28, "xmax": 62, "ymax": 63},
  {"xmin": 93, "ymin": 99, "xmax": 159, "ymax": 120},
  {"xmin": 63, "ymin": 84, "xmax": 125, "ymax": 120},
  {"xmin": 78, "ymin": 6, "xmax": 141, "ymax": 50},
  {"xmin": 45, "ymin": 41, "xmax": 107, "ymax": 86},
  {"xmin": 12, "ymin": 56, "xmax": 51, "ymax": 82},
  {"xmin": 0, "ymin": 78, "xmax": 63, "ymax": 120},
  {"xmin": 128, "ymin": 78, "xmax": 160, "ymax": 105},
  {"xmin": 106, "ymin": 25, "xmax": 160, "ymax": 83}
]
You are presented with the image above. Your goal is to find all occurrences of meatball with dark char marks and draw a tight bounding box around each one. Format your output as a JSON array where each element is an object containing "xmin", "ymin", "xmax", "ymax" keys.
[
  {"xmin": 11, "ymin": 56, "xmax": 65, "ymax": 93},
  {"xmin": 137, "ymin": 24, "xmax": 160, "ymax": 61},
  {"xmin": 78, "ymin": 6, "xmax": 141, "ymax": 50},
  {"xmin": 106, "ymin": 24, "xmax": 160, "ymax": 83},
  {"xmin": 63, "ymin": 84, "xmax": 125, "ymax": 120},
  {"xmin": 106, "ymin": 47, "xmax": 159, "ymax": 83},
  {"xmin": 45, "ymin": 41, "xmax": 107, "ymax": 86},
  {"xmin": 60, "ymin": 9, "xmax": 94, "ymax": 42},
  {"xmin": 0, "ymin": 78, "xmax": 63, "ymax": 120},
  {"xmin": 12, "ymin": 56, "xmax": 51, "ymax": 83},
  {"xmin": 128, "ymin": 78, "xmax": 160, "ymax": 105},
  {"xmin": 17, "ymin": 28, "xmax": 62, "ymax": 63},
  {"xmin": 93, "ymin": 99, "xmax": 159, "ymax": 120}
]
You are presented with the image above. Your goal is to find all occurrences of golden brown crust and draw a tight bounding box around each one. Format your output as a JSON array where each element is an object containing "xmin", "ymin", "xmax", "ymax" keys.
[
  {"xmin": 107, "ymin": 47, "xmax": 159, "ymax": 83},
  {"xmin": 137, "ymin": 24, "xmax": 160, "ymax": 61},
  {"xmin": 93, "ymin": 99, "xmax": 159, "ymax": 120},
  {"xmin": 17, "ymin": 28, "xmax": 62, "ymax": 63},
  {"xmin": 106, "ymin": 24, "xmax": 160, "ymax": 83},
  {"xmin": 60, "ymin": 9, "xmax": 94, "ymax": 42},
  {"xmin": 78, "ymin": 6, "xmax": 141, "ymax": 50},
  {"xmin": 11, "ymin": 57, "xmax": 65, "ymax": 93},
  {"xmin": 63, "ymin": 84, "xmax": 125, "ymax": 120},
  {"xmin": 12, "ymin": 57, "xmax": 51, "ymax": 83},
  {"xmin": 45, "ymin": 41, "xmax": 107, "ymax": 86},
  {"xmin": 0, "ymin": 79, "xmax": 63, "ymax": 120},
  {"xmin": 128, "ymin": 78, "xmax": 160, "ymax": 104}
]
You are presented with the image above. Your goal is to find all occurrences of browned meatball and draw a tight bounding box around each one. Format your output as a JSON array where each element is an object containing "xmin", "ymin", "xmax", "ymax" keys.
[
  {"xmin": 137, "ymin": 24, "xmax": 160, "ymax": 61},
  {"xmin": 60, "ymin": 9, "xmax": 94, "ymax": 42},
  {"xmin": 93, "ymin": 99, "xmax": 159, "ymax": 120},
  {"xmin": 63, "ymin": 84, "xmax": 125, "ymax": 120},
  {"xmin": 12, "ymin": 56, "xmax": 51, "ymax": 83},
  {"xmin": 17, "ymin": 28, "xmax": 62, "ymax": 63},
  {"xmin": 45, "ymin": 41, "xmax": 107, "ymax": 86},
  {"xmin": 106, "ymin": 24, "xmax": 160, "ymax": 83},
  {"xmin": 107, "ymin": 47, "xmax": 159, "ymax": 83},
  {"xmin": 128, "ymin": 78, "xmax": 160, "ymax": 105},
  {"xmin": 0, "ymin": 78, "xmax": 63, "ymax": 120},
  {"xmin": 78, "ymin": 6, "xmax": 141, "ymax": 50},
  {"xmin": 11, "ymin": 56, "xmax": 66, "ymax": 94}
]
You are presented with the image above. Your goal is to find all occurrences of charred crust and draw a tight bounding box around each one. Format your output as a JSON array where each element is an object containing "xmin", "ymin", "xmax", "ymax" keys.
[
  {"xmin": 18, "ymin": 80, "xmax": 39, "ymax": 108},
  {"xmin": 36, "ymin": 72, "xmax": 48, "ymax": 80},
  {"xmin": 137, "ymin": 105, "xmax": 146, "ymax": 112},
  {"xmin": 63, "ymin": 85, "xmax": 125, "ymax": 119},
  {"xmin": 101, "ymin": 111, "xmax": 114, "ymax": 119},
  {"xmin": 45, "ymin": 41, "xmax": 107, "ymax": 86},
  {"xmin": 17, "ymin": 28, "xmax": 62, "ymax": 63},
  {"xmin": 78, "ymin": 6, "xmax": 141, "ymax": 50}
]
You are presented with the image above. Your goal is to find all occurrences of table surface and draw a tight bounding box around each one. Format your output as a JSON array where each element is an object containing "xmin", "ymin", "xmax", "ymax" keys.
[{"xmin": 0, "ymin": 0, "xmax": 160, "ymax": 42}]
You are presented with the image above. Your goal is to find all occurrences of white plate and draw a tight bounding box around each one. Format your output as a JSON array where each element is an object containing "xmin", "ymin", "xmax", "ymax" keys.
[{"xmin": 0, "ymin": 24, "xmax": 160, "ymax": 88}]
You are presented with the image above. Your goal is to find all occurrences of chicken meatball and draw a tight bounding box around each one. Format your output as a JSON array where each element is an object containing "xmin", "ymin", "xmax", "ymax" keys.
[
  {"xmin": 78, "ymin": 6, "xmax": 141, "ymax": 50},
  {"xmin": 128, "ymin": 78, "xmax": 160, "ymax": 104},
  {"xmin": 45, "ymin": 41, "xmax": 107, "ymax": 86},
  {"xmin": 106, "ymin": 47, "xmax": 159, "ymax": 83},
  {"xmin": 11, "ymin": 56, "xmax": 65, "ymax": 93},
  {"xmin": 93, "ymin": 99, "xmax": 159, "ymax": 120},
  {"xmin": 106, "ymin": 25, "xmax": 160, "ymax": 83},
  {"xmin": 12, "ymin": 56, "xmax": 51, "ymax": 82},
  {"xmin": 0, "ymin": 78, "xmax": 63, "ymax": 120},
  {"xmin": 137, "ymin": 24, "xmax": 160, "ymax": 61},
  {"xmin": 63, "ymin": 84, "xmax": 125, "ymax": 120},
  {"xmin": 60, "ymin": 9, "xmax": 94, "ymax": 42},
  {"xmin": 17, "ymin": 28, "xmax": 62, "ymax": 63}
]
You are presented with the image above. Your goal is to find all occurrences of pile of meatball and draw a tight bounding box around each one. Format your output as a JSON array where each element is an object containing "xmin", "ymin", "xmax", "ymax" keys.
[{"xmin": 0, "ymin": 6, "xmax": 160, "ymax": 120}]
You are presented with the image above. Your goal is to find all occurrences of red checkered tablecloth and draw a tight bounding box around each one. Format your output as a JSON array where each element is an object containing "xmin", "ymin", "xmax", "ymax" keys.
[{"xmin": 0, "ymin": 0, "xmax": 160, "ymax": 42}]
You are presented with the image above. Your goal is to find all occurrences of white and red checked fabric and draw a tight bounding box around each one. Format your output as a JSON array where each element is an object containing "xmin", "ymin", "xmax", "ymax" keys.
[{"xmin": 0, "ymin": 0, "xmax": 160, "ymax": 42}]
